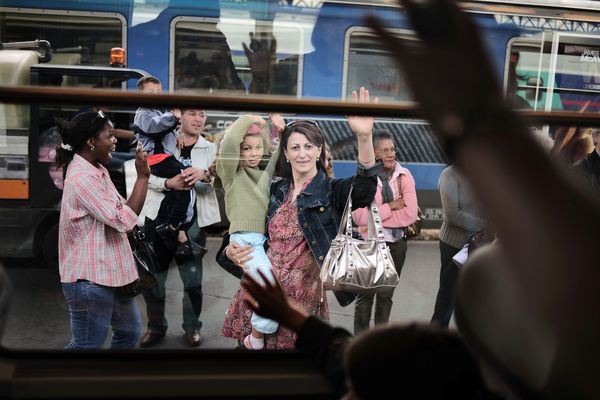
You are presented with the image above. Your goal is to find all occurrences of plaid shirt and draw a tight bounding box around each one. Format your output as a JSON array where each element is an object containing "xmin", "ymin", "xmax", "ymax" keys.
[{"xmin": 59, "ymin": 154, "xmax": 139, "ymax": 287}]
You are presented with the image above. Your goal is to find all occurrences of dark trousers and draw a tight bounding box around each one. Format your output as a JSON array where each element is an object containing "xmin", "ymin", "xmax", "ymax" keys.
[
  {"xmin": 353, "ymin": 239, "xmax": 408, "ymax": 334},
  {"xmin": 151, "ymin": 156, "xmax": 192, "ymax": 229},
  {"xmin": 143, "ymin": 210, "xmax": 204, "ymax": 334},
  {"xmin": 430, "ymin": 240, "xmax": 461, "ymax": 327}
]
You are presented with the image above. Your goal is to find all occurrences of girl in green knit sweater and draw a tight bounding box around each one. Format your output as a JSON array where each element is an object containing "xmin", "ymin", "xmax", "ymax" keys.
[{"xmin": 216, "ymin": 113, "xmax": 284, "ymax": 350}]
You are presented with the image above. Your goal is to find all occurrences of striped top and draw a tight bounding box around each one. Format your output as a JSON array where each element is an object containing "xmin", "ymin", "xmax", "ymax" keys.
[{"xmin": 59, "ymin": 154, "xmax": 138, "ymax": 287}]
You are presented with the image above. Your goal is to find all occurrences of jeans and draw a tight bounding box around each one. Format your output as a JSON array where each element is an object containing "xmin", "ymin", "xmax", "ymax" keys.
[
  {"xmin": 230, "ymin": 232, "xmax": 278, "ymax": 334},
  {"xmin": 143, "ymin": 222, "xmax": 205, "ymax": 334},
  {"xmin": 430, "ymin": 240, "xmax": 461, "ymax": 327},
  {"xmin": 62, "ymin": 280, "xmax": 141, "ymax": 349},
  {"xmin": 353, "ymin": 239, "xmax": 408, "ymax": 334}
]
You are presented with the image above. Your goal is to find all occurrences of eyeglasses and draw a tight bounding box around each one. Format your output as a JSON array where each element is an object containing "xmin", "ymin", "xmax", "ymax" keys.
[
  {"xmin": 285, "ymin": 120, "xmax": 319, "ymax": 129},
  {"xmin": 378, "ymin": 148, "xmax": 398, "ymax": 155}
]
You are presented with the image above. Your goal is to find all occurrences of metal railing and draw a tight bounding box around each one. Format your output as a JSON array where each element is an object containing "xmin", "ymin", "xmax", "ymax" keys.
[{"xmin": 1, "ymin": 85, "xmax": 600, "ymax": 127}]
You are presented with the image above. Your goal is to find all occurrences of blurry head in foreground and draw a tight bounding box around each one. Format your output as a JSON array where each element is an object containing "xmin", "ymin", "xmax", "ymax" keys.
[{"xmin": 343, "ymin": 323, "xmax": 494, "ymax": 400}]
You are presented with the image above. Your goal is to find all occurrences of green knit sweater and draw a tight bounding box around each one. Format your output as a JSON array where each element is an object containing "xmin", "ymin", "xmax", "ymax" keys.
[{"xmin": 216, "ymin": 115, "xmax": 279, "ymax": 234}]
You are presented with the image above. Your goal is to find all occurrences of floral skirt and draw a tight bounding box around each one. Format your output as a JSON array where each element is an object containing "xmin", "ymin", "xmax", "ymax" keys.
[{"xmin": 221, "ymin": 251, "xmax": 328, "ymax": 350}]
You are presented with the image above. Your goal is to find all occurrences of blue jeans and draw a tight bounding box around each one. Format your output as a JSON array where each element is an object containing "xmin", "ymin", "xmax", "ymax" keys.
[
  {"xmin": 62, "ymin": 280, "xmax": 141, "ymax": 349},
  {"xmin": 143, "ymin": 222, "xmax": 204, "ymax": 334},
  {"xmin": 230, "ymin": 232, "xmax": 278, "ymax": 335}
]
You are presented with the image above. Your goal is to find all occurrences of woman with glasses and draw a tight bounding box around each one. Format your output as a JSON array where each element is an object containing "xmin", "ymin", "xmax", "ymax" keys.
[
  {"xmin": 351, "ymin": 129, "xmax": 418, "ymax": 333},
  {"xmin": 55, "ymin": 111, "xmax": 150, "ymax": 349},
  {"xmin": 220, "ymin": 87, "xmax": 379, "ymax": 349}
]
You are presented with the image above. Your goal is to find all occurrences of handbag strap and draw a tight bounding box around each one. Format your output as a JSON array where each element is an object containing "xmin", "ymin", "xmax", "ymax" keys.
[
  {"xmin": 397, "ymin": 173, "xmax": 404, "ymax": 198},
  {"xmin": 339, "ymin": 187, "xmax": 386, "ymax": 242}
]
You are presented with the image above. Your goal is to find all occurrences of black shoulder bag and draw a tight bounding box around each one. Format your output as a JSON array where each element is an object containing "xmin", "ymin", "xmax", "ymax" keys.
[{"xmin": 119, "ymin": 226, "xmax": 159, "ymax": 297}]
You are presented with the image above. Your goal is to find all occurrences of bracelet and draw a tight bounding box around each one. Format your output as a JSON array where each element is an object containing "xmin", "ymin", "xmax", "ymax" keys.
[{"xmin": 357, "ymin": 157, "xmax": 376, "ymax": 165}]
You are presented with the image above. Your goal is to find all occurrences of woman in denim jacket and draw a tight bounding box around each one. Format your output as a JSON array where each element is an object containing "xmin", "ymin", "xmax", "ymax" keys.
[{"xmin": 220, "ymin": 87, "xmax": 380, "ymax": 349}]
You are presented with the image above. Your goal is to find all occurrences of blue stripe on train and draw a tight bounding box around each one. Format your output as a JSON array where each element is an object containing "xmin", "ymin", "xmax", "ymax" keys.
[{"xmin": 332, "ymin": 161, "xmax": 445, "ymax": 191}]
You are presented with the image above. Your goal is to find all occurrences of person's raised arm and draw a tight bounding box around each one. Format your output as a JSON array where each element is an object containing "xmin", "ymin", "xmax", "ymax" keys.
[
  {"xmin": 348, "ymin": 87, "xmax": 377, "ymax": 169},
  {"xmin": 134, "ymin": 109, "xmax": 178, "ymax": 137},
  {"xmin": 367, "ymin": 2, "xmax": 599, "ymax": 394},
  {"xmin": 367, "ymin": 0, "xmax": 599, "ymax": 311},
  {"xmin": 334, "ymin": 87, "xmax": 380, "ymax": 212},
  {"xmin": 264, "ymin": 113, "xmax": 284, "ymax": 177},
  {"xmin": 216, "ymin": 115, "xmax": 265, "ymax": 187}
]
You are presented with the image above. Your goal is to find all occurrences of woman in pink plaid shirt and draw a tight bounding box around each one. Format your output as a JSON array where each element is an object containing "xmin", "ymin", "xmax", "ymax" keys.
[{"xmin": 55, "ymin": 111, "xmax": 150, "ymax": 349}]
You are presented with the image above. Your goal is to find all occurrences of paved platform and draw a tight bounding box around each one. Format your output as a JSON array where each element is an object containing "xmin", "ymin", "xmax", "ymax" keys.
[{"xmin": 0, "ymin": 238, "xmax": 446, "ymax": 350}]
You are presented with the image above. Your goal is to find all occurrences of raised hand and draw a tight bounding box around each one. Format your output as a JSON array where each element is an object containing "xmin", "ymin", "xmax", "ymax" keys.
[
  {"xmin": 269, "ymin": 113, "xmax": 286, "ymax": 136},
  {"xmin": 247, "ymin": 114, "xmax": 266, "ymax": 128},
  {"xmin": 172, "ymin": 108, "xmax": 182, "ymax": 120},
  {"xmin": 366, "ymin": 0, "xmax": 502, "ymax": 145},
  {"xmin": 347, "ymin": 86, "xmax": 378, "ymax": 137},
  {"xmin": 366, "ymin": 2, "xmax": 600, "ymax": 396},
  {"xmin": 243, "ymin": 32, "xmax": 277, "ymax": 93},
  {"xmin": 134, "ymin": 142, "xmax": 150, "ymax": 178},
  {"xmin": 348, "ymin": 86, "xmax": 377, "ymax": 166}
]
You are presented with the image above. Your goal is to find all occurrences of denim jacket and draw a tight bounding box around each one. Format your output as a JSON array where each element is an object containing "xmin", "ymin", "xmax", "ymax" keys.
[{"xmin": 267, "ymin": 162, "xmax": 380, "ymax": 306}]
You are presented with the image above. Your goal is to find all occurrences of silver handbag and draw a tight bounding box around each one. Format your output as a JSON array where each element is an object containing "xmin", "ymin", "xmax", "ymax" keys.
[{"xmin": 321, "ymin": 189, "xmax": 400, "ymax": 294}]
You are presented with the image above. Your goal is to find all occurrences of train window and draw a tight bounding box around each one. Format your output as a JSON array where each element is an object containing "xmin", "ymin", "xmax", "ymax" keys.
[
  {"xmin": 343, "ymin": 29, "xmax": 413, "ymax": 102},
  {"xmin": 507, "ymin": 31, "xmax": 600, "ymax": 112},
  {"xmin": 507, "ymin": 39, "xmax": 544, "ymax": 110},
  {"xmin": 172, "ymin": 18, "xmax": 302, "ymax": 96},
  {"xmin": 0, "ymin": 8, "xmax": 124, "ymax": 68},
  {"xmin": 546, "ymin": 33, "xmax": 600, "ymax": 112}
]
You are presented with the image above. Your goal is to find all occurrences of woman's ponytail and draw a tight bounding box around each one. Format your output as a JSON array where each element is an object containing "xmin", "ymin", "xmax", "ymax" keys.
[{"xmin": 55, "ymin": 118, "xmax": 75, "ymax": 177}]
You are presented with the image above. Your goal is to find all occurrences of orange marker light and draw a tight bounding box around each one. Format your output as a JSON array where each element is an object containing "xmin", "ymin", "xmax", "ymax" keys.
[{"xmin": 110, "ymin": 47, "xmax": 126, "ymax": 67}]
